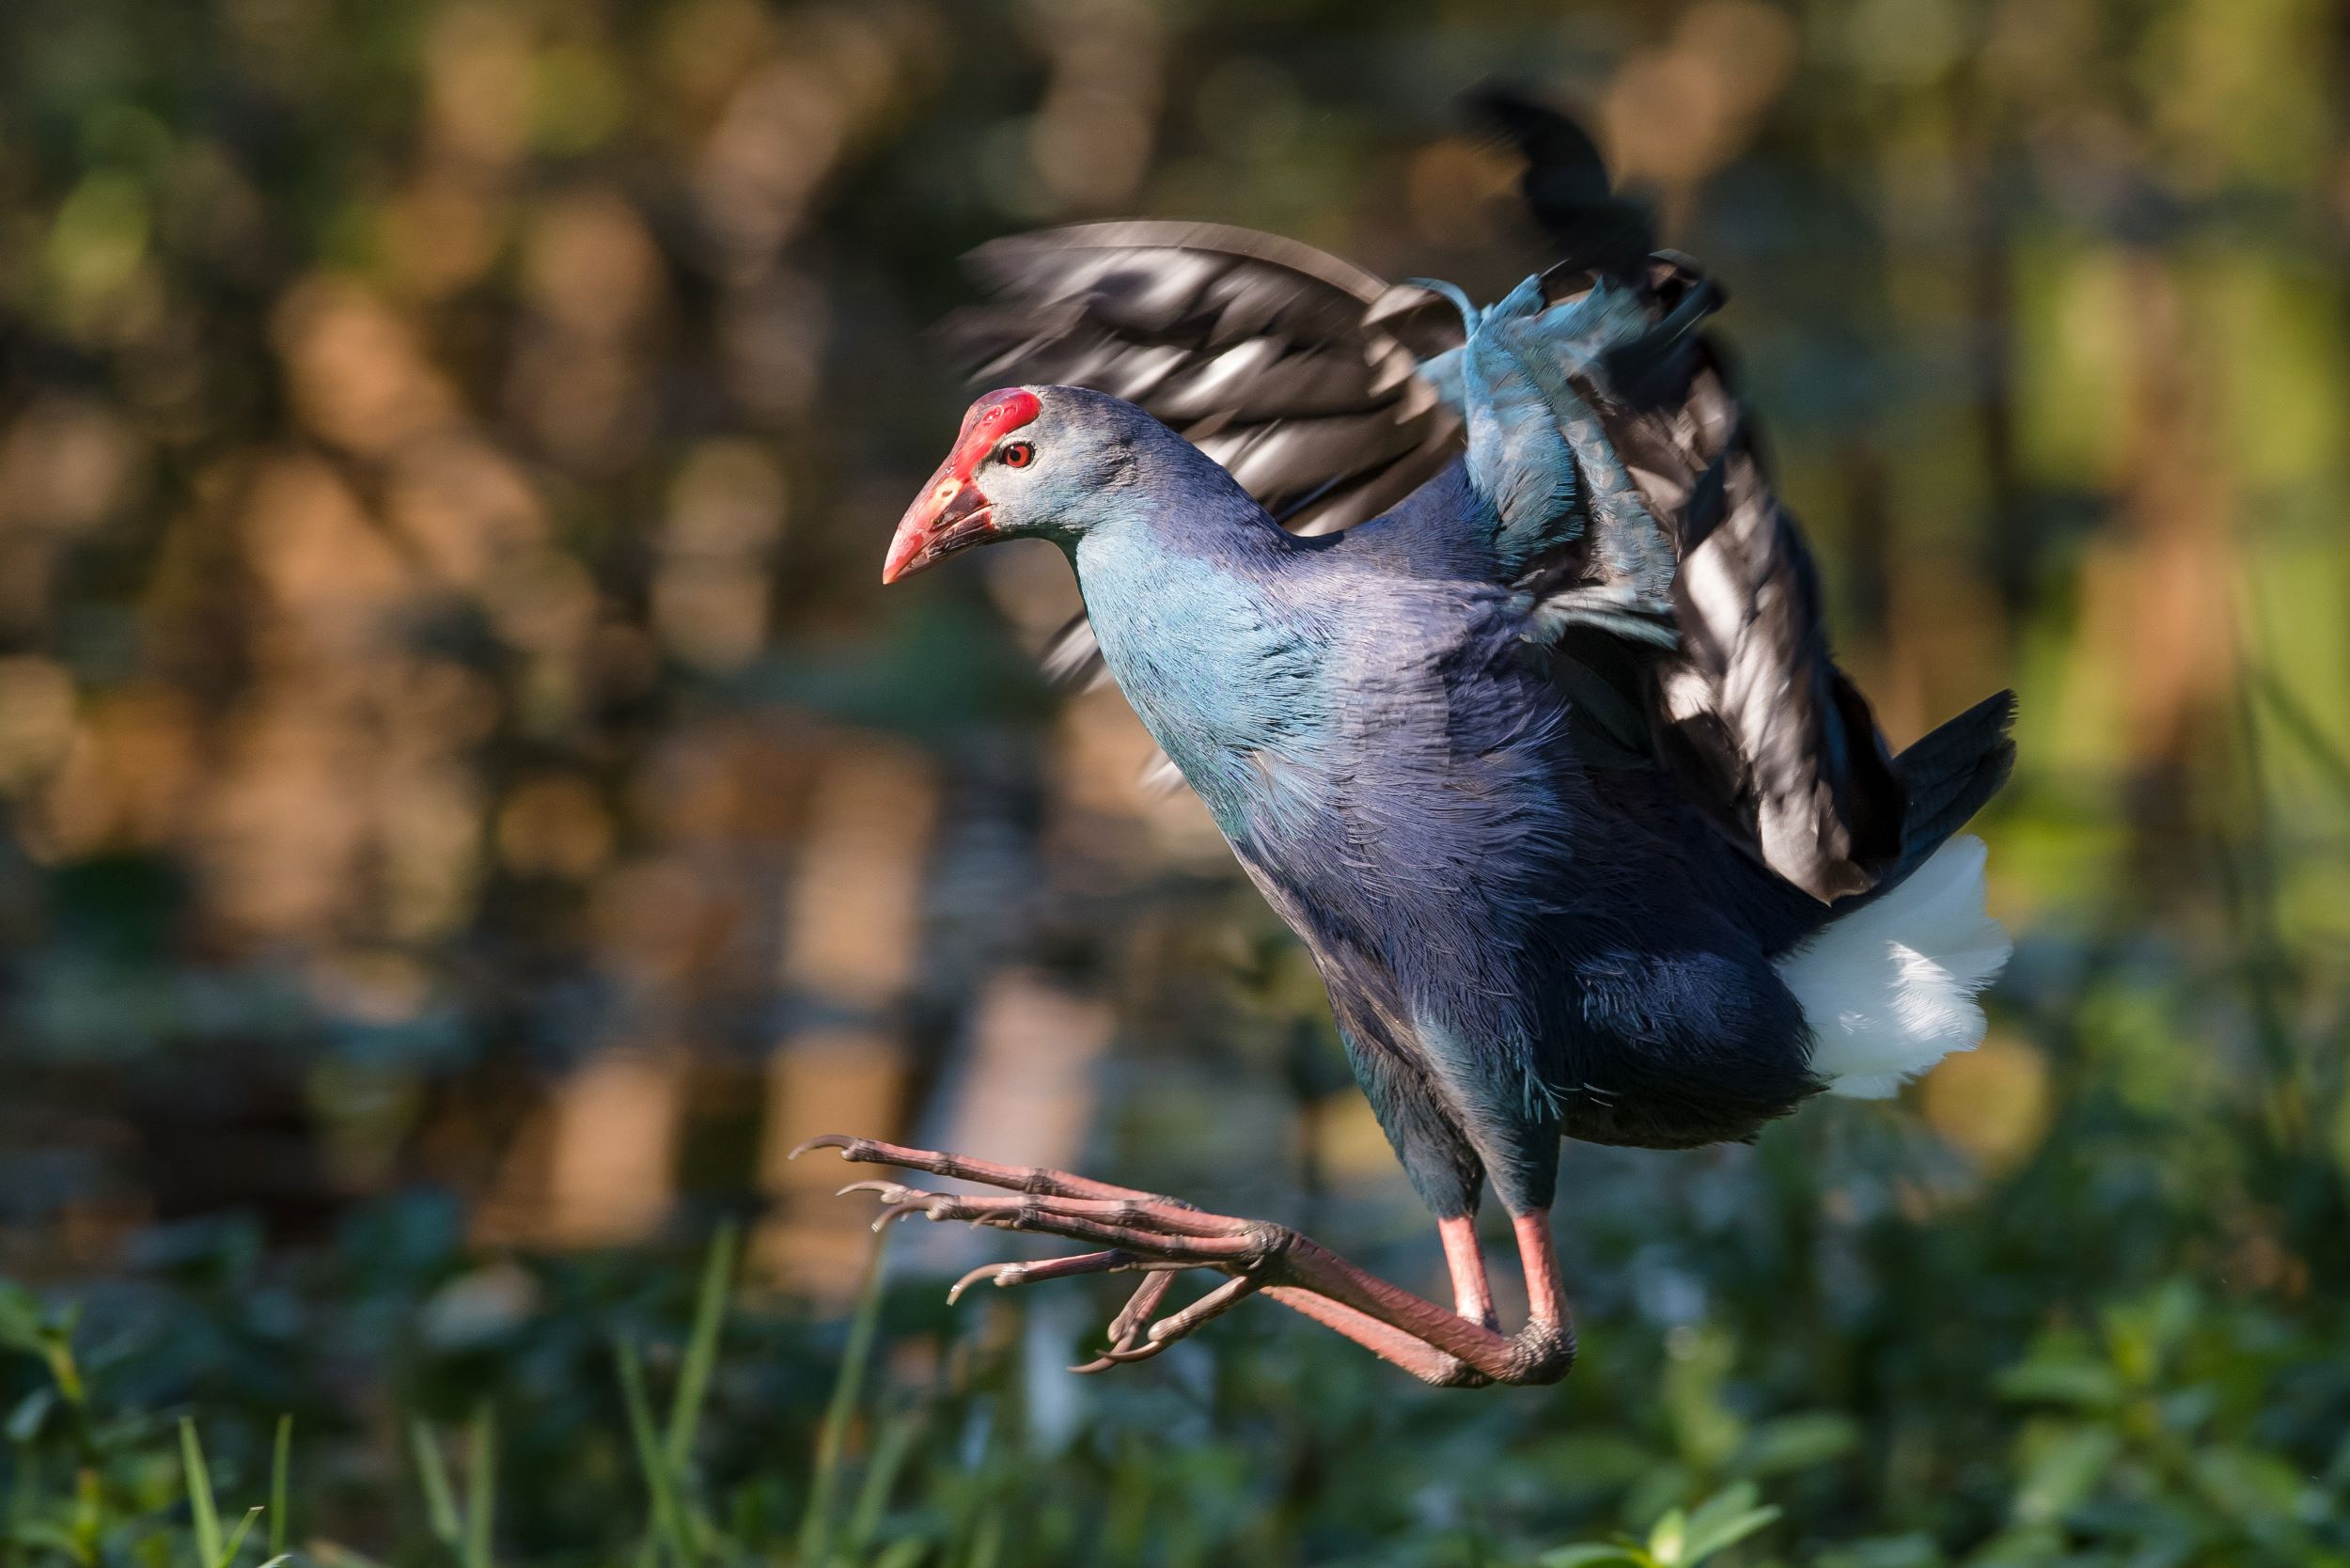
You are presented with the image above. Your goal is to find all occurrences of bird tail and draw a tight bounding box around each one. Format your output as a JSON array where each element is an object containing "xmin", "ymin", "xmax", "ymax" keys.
[
  {"xmin": 1774, "ymin": 692, "xmax": 2018, "ymax": 1100},
  {"xmin": 1884, "ymin": 690, "xmax": 2018, "ymax": 886}
]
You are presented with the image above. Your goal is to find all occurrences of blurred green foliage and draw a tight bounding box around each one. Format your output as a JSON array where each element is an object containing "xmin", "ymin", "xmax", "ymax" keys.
[
  {"xmin": 1, "ymin": 0, "xmax": 2348, "ymax": 1562},
  {"xmin": 3, "ymin": 1219, "xmax": 2347, "ymax": 1564}
]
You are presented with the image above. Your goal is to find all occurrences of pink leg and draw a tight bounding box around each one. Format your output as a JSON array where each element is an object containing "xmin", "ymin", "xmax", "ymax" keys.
[
  {"xmin": 1514, "ymin": 1213, "xmax": 1567, "ymax": 1326},
  {"xmin": 1261, "ymin": 1287, "xmax": 1485, "ymax": 1386},
  {"xmin": 793, "ymin": 1135, "xmax": 1574, "ymax": 1388},
  {"xmin": 1269, "ymin": 1225, "xmax": 1573, "ymax": 1385},
  {"xmin": 1437, "ymin": 1215, "xmax": 1497, "ymax": 1329}
]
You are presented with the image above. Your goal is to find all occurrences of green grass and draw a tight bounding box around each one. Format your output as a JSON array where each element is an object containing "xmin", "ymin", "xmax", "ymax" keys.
[{"xmin": 4, "ymin": 1202, "xmax": 2347, "ymax": 1568}]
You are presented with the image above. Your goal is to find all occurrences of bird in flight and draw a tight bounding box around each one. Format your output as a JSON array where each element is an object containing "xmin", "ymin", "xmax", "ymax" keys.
[{"xmin": 796, "ymin": 92, "xmax": 2014, "ymax": 1387}]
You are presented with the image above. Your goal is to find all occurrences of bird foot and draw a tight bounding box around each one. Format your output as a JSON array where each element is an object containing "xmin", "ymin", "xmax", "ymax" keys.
[
  {"xmin": 791, "ymin": 1134, "xmax": 1573, "ymax": 1388},
  {"xmin": 798, "ymin": 1136, "xmax": 1287, "ymax": 1369}
]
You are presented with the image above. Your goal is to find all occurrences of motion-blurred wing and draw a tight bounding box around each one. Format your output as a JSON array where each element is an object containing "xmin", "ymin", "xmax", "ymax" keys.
[
  {"xmin": 949, "ymin": 222, "xmax": 1464, "ymax": 535},
  {"xmin": 946, "ymin": 222, "xmax": 1466, "ymax": 693}
]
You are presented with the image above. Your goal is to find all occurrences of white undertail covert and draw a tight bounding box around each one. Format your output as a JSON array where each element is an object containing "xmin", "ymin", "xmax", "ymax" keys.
[{"xmin": 1777, "ymin": 835, "xmax": 2011, "ymax": 1099}]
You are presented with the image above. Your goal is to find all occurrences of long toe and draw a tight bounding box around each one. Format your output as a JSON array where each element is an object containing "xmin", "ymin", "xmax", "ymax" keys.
[
  {"xmin": 838, "ymin": 1184, "xmax": 1287, "ymax": 1260},
  {"xmin": 946, "ymin": 1248, "xmax": 1141, "ymax": 1305},
  {"xmin": 1072, "ymin": 1272, "xmax": 1181, "ymax": 1373},
  {"xmin": 1090, "ymin": 1274, "xmax": 1264, "ymax": 1367},
  {"xmin": 791, "ymin": 1135, "xmax": 1165, "ymax": 1202}
]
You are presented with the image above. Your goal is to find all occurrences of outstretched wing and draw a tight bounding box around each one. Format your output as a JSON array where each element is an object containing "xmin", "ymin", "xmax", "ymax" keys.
[
  {"xmin": 948, "ymin": 98, "xmax": 1906, "ymax": 903},
  {"xmin": 949, "ymin": 221, "xmax": 1464, "ymax": 536},
  {"xmin": 944, "ymin": 222, "xmax": 1467, "ymax": 689}
]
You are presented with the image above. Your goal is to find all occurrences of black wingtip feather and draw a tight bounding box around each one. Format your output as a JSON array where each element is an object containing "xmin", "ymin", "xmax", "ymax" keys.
[{"xmin": 1462, "ymin": 84, "xmax": 1654, "ymax": 276}]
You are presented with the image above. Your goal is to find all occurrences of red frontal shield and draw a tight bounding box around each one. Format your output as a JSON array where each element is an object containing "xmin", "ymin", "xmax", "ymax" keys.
[{"xmin": 883, "ymin": 388, "xmax": 1042, "ymax": 584}]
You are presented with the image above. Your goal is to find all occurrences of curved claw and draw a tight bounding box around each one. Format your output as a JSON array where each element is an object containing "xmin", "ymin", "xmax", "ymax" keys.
[
  {"xmin": 788, "ymin": 1134, "xmax": 860, "ymax": 1161},
  {"xmin": 837, "ymin": 1180, "xmax": 913, "ymax": 1201},
  {"xmin": 1065, "ymin": 1271, "xmax": 1183, "ymax": 1373},
  {"xmin": 1069, "ymin": 1331, "xmax": 1177, "ymax": 1372},
  {"xmin": 953, "ymin": 1249, "xmax": 1143, "ymax": 1309},
  {"xmin": 948, "ymin": 1262, "xmax": 1021, "ymax": 1304},
  {"xmin": 1104, "ymin": 1272, "xmax": 1175, "ymax": 1344},
  {"xmin": 1084, "ymin": 1273, "xmax": 1262, "ymax": 1369}
]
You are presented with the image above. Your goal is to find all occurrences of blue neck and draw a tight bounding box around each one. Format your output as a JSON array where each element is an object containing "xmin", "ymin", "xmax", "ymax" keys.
[{"xmin": 1069, "ymin": 496, "xmax": 1324, "ymax": 835}]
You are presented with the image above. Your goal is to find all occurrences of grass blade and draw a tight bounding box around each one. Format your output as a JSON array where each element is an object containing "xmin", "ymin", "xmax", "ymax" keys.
[
  {"xmin": 269, "ymin": 1415, "xmax": 291, "ymax": 1560},
  {"xmin": 795, "ymin": 1230, "xmax": 890, "ymax": 1568},
  {"xmin": 180, "ymin": 1418, "xmax": 223, "ymax": 1568},
  {"xmin": 666, "ymin": 1221, "xmax": 738, "ymax": 1474},
  {"xmin": 964, "ymin": 1501, "xmax": 1003, "ymax": 1568},
  {"xmin": 2254, "ymin": 666, "xmax": 2350, "ymax": 800},
  {"xmin": 616, "ymin": 1338, "xmax": 697, "ymax": 1567},
  {"xmin": 464, "ymin": 1404, "xmax": 496, "ymax": 1568},
  {"xmin": 407, "ymin": 1419, "xmax": 462, "ymax": 1552},
  {"xmin": 221, "ymin": 1506, "xmax": 264, "ymax": 1567},
  {"xmin": 844, "ymin": 1408, "xmax": 926, "ymax": 1559}
]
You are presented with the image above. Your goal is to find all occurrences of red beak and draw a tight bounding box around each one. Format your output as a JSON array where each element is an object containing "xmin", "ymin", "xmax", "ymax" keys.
[
  {"xmin": 882, "ymin": 464, "xmax": 995, "ymax": 585},
  {"xmin": 883, "ymin": 387, "xmax": 1042, "ymax": 586}
]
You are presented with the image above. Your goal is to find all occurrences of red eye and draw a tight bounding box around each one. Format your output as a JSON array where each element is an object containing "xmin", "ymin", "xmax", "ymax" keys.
[{"xmin": 1000, "ymin": 441, "xmax": 1034, "ymax": 468}]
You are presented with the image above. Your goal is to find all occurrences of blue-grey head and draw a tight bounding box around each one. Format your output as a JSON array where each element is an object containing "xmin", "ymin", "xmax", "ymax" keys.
[{"xmin": 883, "ymin": 384, "xmax": 1203, "ymax": 584}]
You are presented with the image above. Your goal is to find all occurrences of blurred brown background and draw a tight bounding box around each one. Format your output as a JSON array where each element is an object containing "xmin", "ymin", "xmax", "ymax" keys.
[
  {"xmin": 1, "ymin": 0, "xmax": 2344, "ymax": 1325},
  {"xmin": 6, "ymin": 4, "xmax": 2350, "ymax": 1562}
]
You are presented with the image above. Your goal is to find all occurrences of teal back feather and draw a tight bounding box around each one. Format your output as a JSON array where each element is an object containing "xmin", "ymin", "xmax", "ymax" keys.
[{"xmin": 1420, "ymin": 273, "xmax": 1678, "ymax": 611}]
